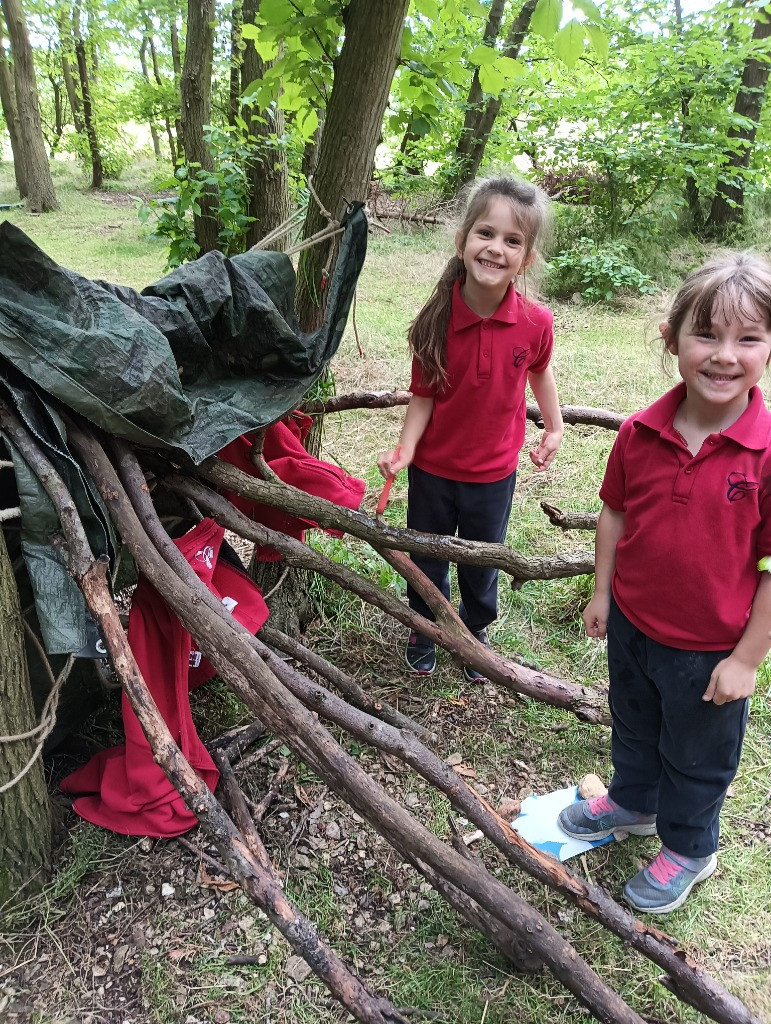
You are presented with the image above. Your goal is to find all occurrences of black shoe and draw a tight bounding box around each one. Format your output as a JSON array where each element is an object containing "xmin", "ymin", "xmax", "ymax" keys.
[
  {"xmin": 463, "ymin": 628, "xmax": 490, "ymax": 682},
  {"xmin": 405, "ymin": 632, "xmax": 436, "ymax": 675}
]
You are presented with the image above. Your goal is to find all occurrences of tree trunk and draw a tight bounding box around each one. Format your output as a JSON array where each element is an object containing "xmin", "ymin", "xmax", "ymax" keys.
[
  {"xmin": 0, "ymin": 0, "xmax": 58, "ymax": 211},
  {"xmin": 181, "ymin": 0, "xmax": 219, "ymax": 254},
  {"xmin": 0, "ymin": 529, "xmax": 52, "ymax": 905},
  {"xmin": 242, "ymin": 0, "xmax": 290, "ymax": 249},
  {"xmin": 73, "ymin": 1, "xmax": 103, "ymax": 189},
  {"xmin": 295, "ymin": 0, "xmax": 408, "ymax": 331},
  {"xmin": 300, "ymin": 105, "xmax": 324, "ymax": 180},
  {"xmin": 146, "ymin": 26, "xmax": 176, "ymax": 162},
  {"xmin": 0, "ymin": 15, "xmax": 26, "ymax": 195},
  {"xmin": 139, "ymin": 36, "xmax": 162, "ymax": 160},
  {"xmin": 447, "ymin": 0, "xmax": 538, "ymax": 196},
  {"xmin": 228, "ymin": 0, "xmax": 242, "ymax": 127},
  {"xmin": 448, "ymin": 0, "xmax": 506, "ymax": 192},
  {"xmin": 705, "ymin": 4, "xmax": 771, "ymax": 235},
  {"xmin": 170, "ymin": 17, "xmax": 185, "ymax": 158},
  {"xmin": 57, "ymin": 9, "xmax": 84, "ymax": 134}
]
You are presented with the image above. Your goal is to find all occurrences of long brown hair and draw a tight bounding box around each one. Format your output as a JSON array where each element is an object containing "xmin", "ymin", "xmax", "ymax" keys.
[{"xmin": 409, "ymin": 177, "xmax": 550, "ymax": 390}]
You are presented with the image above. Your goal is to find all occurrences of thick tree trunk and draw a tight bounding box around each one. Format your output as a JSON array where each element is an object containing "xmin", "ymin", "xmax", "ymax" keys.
[
  {"xmin": 242, "ymin": 0, "xmax": 290, "ymax": 249},
  {"xmin": 73, "ymin": 2, "xmax": 103, "ymax": 189},
  {"xmin": 0, "ymin": 529, "xmax": 52, "ymax": 904},
  {"xmin": 181, "ymin": 0, "xmax": 219, "ymax": 253},
  {"xmin": 0, "ymin": 16, "xmax": 26, "ymax": 195},
  {"xmin": 295, "ymin": 0, "xmax": 408, "ymax": 331},
  {"xmin": 705, "ymin": 5, "xmax": 771, "ymax": 234},
  {"xmin": 0, "ymin": 0, "xmax": 58, "ymax": 211},
  {"xmin": 447, "ymin": 0, "xmax": 538, "ymax": 196}
]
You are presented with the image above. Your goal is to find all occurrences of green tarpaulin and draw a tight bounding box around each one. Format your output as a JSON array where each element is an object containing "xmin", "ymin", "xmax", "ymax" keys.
[{"xmin": 0, "ymin": 204, "xmax": 368, "ymax": 658}]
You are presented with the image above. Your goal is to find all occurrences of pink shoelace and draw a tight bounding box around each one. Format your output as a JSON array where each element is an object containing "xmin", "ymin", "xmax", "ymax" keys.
[
  {"xmin": 588, "ymin": 793, "xmax": 616, "ymax": 816},
  {"xmin": 648, "ymin": 850, "xmax": 683, "ymax": 886}
]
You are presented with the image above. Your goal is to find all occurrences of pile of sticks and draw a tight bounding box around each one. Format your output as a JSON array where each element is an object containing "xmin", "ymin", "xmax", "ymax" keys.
[{"xmin": 0, "ymin": 392, "xmax": 761, "ymax": 1024}]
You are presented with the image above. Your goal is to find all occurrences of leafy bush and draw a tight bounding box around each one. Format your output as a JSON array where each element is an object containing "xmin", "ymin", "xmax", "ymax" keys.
[{"xmin": 546, "ymin": 237, "xmax": 656, "ymax": 303}]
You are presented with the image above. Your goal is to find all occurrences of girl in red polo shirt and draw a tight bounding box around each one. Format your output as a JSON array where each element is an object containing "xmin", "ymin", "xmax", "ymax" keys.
[
  {"xmin": 378, "ymin": 177, "xmax": 563, "ymax": 679},
  {"xmin": 559, "ymin": 252, "xmax": 771, "ymax": 914}
]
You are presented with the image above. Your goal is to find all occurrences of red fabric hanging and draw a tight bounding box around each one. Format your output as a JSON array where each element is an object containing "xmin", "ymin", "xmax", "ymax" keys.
[
  {"xmin": 218, "ymin": 414, "xmax": 366, "ymax": 560},
  {"xmin": 61, "ymin": 519, "xmax": 269, "ymax": 838}
]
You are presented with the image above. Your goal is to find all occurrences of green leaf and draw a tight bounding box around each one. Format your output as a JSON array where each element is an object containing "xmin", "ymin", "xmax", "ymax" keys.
[
  {"xmin": 572, "ymin": 0, "xmax": 602, "ymax": 23},
  {"xmin": 259, "ymin": 0, "xmax": 295, "ymax": 24},
  {"xmin": 410, "ymin": 115, "xmax": 431, "ymax": 137},
  {"xmin": 494, "ymin": 55, "xmax": 523, "ymax": 81},
  {"xmin": 758, "ymin": 556, "xmax": 771, "ymax": 572},
  {"xmin": 585, "ymin": 22, "xmax": 608, "ymax": 60},
  {"xmin": 240, "ymin": 22, "xmax": 260, "ymax": 40},
  {"xmin": 469, "ymin": 43, "xmax": 498, "ymax": 66},
  {"xmin": 479, "ymin": 62, "xmax": 506, "ymax": 96},
  {"xmin": 296, "ymin": 105, "xmax": 319, "ymax": 141},
  {"xmin": 531, "ymin": 0, "xmax": 562, "ymax": 41},
  {"xmin": 553, "ymin": 20, "xmax": 585, "ymax": 68},
  {"xmin": 413, "ymin": 0, "xmax": 440, "ymax": 20}
]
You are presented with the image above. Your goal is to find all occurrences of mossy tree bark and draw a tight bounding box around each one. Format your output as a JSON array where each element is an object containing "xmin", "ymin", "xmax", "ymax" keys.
[{"xmin": 0, "ymin": 529, "xmax": 51, "ymax": 904}]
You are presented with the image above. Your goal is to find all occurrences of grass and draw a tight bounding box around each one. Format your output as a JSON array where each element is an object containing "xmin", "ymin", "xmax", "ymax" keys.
[{"xmin": 1, "ymin": 161, "xmax": 770, "ymax": 1022}]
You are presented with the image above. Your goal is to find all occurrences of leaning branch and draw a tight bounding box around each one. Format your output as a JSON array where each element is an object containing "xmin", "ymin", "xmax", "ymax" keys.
[{"xmin": 191, "ymin": 455, "xmax": 594, "ymax": 581}]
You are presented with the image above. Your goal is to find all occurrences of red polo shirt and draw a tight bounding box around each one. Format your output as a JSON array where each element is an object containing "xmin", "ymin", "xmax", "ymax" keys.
[
  {"xmin": 409, "ymin": 280, "xmax": 554, "ymax": 483},
  {"xmin": 601, "ymin": 383, "xmax": 771, "ymax": 650}
]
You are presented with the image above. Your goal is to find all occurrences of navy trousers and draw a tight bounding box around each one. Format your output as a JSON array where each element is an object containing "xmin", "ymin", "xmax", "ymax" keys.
[
  {"xmin": 606, "ymin": 599, "xmax": 749, "ymax": 858},
  {"xmin": 406, "ymin": 465, "xmax": 517, "ymax": 635}
]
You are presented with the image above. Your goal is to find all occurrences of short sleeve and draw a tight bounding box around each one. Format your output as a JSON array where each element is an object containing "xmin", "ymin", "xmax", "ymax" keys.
[
  {"xmin": 756, "ymin": 470, "xmax": 771, "ymax": 561},
  {"xmin": 526, "ymin": 307, "xmax": 554, "ymax": 375},
  {"xmin": 409, "ymin": 355, "xmax": 436, "ymax": 398},
  {"xmin": 599, "ymin": 421, "xmax": 633, "ymax": 511}
]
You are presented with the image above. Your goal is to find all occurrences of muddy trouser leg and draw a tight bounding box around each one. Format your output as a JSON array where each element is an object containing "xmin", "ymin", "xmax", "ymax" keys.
[{"xmin": 606, "ymin": 598, "xmax": 748, "ymax": 857}]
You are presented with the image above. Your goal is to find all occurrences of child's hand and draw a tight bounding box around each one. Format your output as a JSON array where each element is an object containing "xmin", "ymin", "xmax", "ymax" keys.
[
  {"xmin": 378, "ymin": 446, "xmax": 411, "ymax": 479},
  {"xmin": 529, "ymin": 428, "xmax": 563, "ymax": 472},
  {"xmin": 702, "ymin": 655, "xmax": 758, "ymax": 705},
  {"xmin": 582, "ymin": 594, "xmax": 610, "ymax": 639}
]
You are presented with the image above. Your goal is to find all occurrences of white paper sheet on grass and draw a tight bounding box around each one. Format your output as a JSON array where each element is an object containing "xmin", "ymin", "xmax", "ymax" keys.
[{"xmin": 511, "ymin": 785, "xmax": 614, "ymax": 862}]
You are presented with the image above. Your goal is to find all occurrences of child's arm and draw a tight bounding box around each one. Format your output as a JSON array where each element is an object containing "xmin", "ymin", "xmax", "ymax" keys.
[
  {"xmin": 378, "ymin": 395, "xmax": 435, "ymax": 478},
  {"xmin": 527, "ymin": 366, "xmax": 564, "ymax": 471},
  {"xmin": 583, "ymin": 503, "xmax": 625, "ymax": 639},
  {"xmin": 702, "ymin": 573, "xmax": 771, "ymax": 704}
]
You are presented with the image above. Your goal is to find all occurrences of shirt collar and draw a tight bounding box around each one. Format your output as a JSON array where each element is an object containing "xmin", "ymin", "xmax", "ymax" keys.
[
  {"xmin": 451, "ymin": 278, "xmax": 519, "ymax": 331},
  {"xmin": 634, "ymin": 381, "xmax": 771, "ymax": 451}
]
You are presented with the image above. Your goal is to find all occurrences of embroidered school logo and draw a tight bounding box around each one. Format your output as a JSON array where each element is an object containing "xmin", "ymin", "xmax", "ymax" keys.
[
  {"xmin": 512, "ymin": 347, "xmax": 527, "ymax": 367},
  {"xmin": 726, "ymin": 472, "xmax": 759, "ymax": 503}
]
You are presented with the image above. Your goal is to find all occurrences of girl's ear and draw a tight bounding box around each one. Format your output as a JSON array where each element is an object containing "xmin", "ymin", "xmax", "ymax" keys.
[
  {"xmin": 660, "ymin": 321, "xmax": 677, "ymax": 353},
  {"xmin": 522, "ymin": 249, "xmax": 537, "ymax": 271},
  {"xmin": 454, "ymin": 230, "xmax": 464, "ymax": 258}
]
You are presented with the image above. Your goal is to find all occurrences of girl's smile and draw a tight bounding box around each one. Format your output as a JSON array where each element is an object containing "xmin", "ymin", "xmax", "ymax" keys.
[
  {"xmin": 457, "ymin": 196, "xmax": 535, "ymax": 315},
  {"xmin": 662, "ymin": 303, "xmax": 771, "ymax": 427}
]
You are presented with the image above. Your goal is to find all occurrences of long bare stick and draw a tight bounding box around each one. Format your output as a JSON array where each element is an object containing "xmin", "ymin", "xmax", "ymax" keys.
[{"xmin": 161, "ymin": 473, "xmax": 607, "ymax": 724}]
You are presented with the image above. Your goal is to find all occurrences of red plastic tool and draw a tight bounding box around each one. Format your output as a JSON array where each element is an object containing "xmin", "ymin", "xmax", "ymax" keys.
[{"xmin": 376, "ymin": 445, "xmax": 402, "ymax": 515}]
